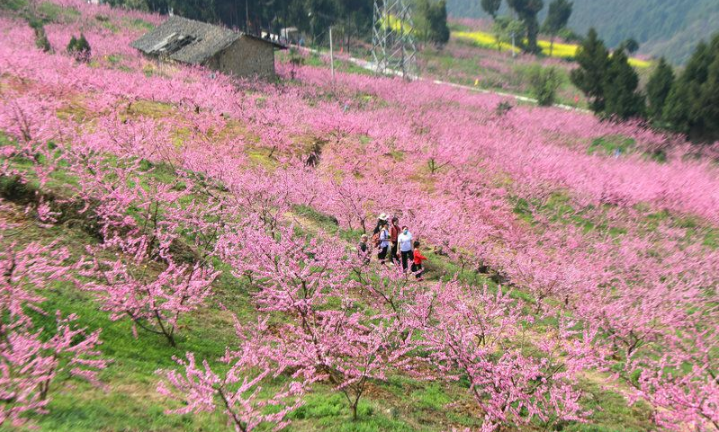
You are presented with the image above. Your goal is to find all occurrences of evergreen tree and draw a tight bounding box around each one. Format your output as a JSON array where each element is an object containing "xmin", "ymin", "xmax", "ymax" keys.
[
  {"xmin": 416, "ymin": 0, "xmax": 450, "ymax": 46},
  {"xmin": 26, "ymin": 15, "xmax": 53, "ymax": 53},
  {"xmin": 337, "ymin": 0, "xmax": 373, "ymax": 51},
  {"xmin": 646, "ymin": 57, "xmax": 674, "ymax": 121},
  {"xmin": 619, "ymin": 38, "xmax": 639, "ymax": 54},
  {"xmin": 481, "ymin": 0, "xmax": 502, "ymax": 19},
  {"xmin": 169, "ymin": 0, "xmax": 217, "ymax": 23},
  {"xmin": 414, "ymin": 0, "xmax": 432, "ymax": 42},
  {"xmin": 662, "ymin": 81, "xmax": 690, "ymax": 134},
  {"xmin": 67, "ymin": 33, "xmax": 92, "ymax": 62},
  {"xmin": 507, "ymin": 0, "xmax": 544, "ymax": 54},
  {"xmin": 492, "ymin": 15, "xmax": 525, "ymax": 52},
  {"xmin": 699, "ymin": 54, "xmax": 719, "ymax": 141},
  {"xmin": 542, "ymin": 0, "xmax": 572, "ymax": 56},
  {"xmin": 603, "ymin": 48, "xmax": 645, "ymax": 120},
  {"xmin": 429, "ymin": 0, "xmax": 450, "ymax": 45},
  {"xmin": 304, "ymin": 0, "xmax": 339, "ymax": 44},
  {"xmin": 662, "ymin": 37, "xmax": 719, "ymax": 140},
  {"xmin": 528, "ymin": 65, "xmax": 561, "ymax": 106},
  {"xmin": 68, "ymin": 35, "xmax": 77, "ymax": 51},
  {"xmin": 570, "ymin": 28, "xmax": 610, "ymax": 114}
]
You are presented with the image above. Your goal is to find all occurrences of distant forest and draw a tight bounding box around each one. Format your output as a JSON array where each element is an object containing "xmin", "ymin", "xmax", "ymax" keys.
[
  {"xmin": 106, "ymin": 0, "xmax": 375, "ymax": 44},
  {"xmin": 446, "ymin": 0, "xmax": 719, "ymax": 64}
]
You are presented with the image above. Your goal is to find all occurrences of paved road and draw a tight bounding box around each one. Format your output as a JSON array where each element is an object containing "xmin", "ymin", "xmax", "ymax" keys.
[{"xmin": 298, "ymin": 46, "xmax": 590, "ymax": 113}]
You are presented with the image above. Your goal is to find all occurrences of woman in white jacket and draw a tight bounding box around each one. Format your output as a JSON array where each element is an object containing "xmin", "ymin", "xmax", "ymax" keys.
[{"xmin": 397, "ymin": 226, "xmax": 413, "ymax": 273}]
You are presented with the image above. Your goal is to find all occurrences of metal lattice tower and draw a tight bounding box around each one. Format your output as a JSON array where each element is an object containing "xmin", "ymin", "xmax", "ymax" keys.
[{"xmin": 371, "ymin": 0, "xmax": 418, "ymax": 79}]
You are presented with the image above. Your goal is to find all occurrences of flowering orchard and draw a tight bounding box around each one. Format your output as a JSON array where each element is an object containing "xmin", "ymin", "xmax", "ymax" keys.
[{"xmin": 0, "ymin": 1, "xmax": 718, "ymax": 431}]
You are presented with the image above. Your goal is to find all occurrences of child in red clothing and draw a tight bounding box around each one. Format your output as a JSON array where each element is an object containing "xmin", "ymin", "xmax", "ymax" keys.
[{"xmin": 411, "ymin": 241, "xmax": 427, "ymax": 280}]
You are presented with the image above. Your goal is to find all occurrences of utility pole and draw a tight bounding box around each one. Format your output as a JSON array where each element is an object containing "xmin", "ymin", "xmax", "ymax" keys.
[
  {"xmin": 329, "ymin": 26, "xmax": 335, "ymax": 82},
  {"xmin": 512, "ymin": 31, "xmax": 516, "ymax": 57},
  {"xmin": 372, "ymin": 0, "xmax": 418, "ymax": 79},
  {"xmin": 245, "ymin": 0, "xmax": 249, "ymax": 34},
  {"xmin": 511, "ymin": 8, "xmax": 517, "ymax": 58},
  {"xmin": 308, "ymin": 11, "xmax": 335, "ymax": 84}
]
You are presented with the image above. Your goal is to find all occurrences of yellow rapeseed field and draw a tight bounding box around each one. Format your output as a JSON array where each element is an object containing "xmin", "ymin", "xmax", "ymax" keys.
[
  {"xmin": 454, "ymin": 30, "xmax": 651, "ymax": 68},
  {"xmin": 454, "ymin": 31, "xmax": 519, "ymax": 52},
  {"xmin": 382, "ymin": 14, "xmax": 412, "ymax": 35}
]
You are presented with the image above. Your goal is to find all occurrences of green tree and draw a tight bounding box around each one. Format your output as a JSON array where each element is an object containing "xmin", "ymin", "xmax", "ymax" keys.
[
  {"xmin": 557, "ymin": 27, "xmax": 581, "ymax": 42},
  {"xmin": 337, "ymin": 0, "xmax": 373, "ymax": 52},
  {"xmin": 603, "ymin": 48, "xmax": 645, "ymax": 119},
  {"xmin": 416, "ymin": 0, "xmax": 450, "ymax": 45},
  {"xmin": 698, "ymin": 53, "xmax": 719, "ymax": 140},
  {"xmin": 27, "ymin": 18, "xmax": 52, "ymax": 53},
  {"xmin": 645, "ymin": 57, "xmax": 674, "ymax": 121},
  {"xmin": 506, "ymin": 0, "xmax": 544, "ymax": 54},
  {"xmin": 528, "ymin": 65, "xmax": 562, "ymax": 106},
  {"xmin": 619, "ymin": 37, "xmax": 639, "ymax": 54},
  {"xmin": 429, "ymin": 0, "xmax": 450, "ymax": 44},
  {"xmin": 492, "ymin": 15, "xmax": 525, "ymax": 52},
  {"xmin": 662, "ymin": 37, "xmax": 719, "ymax": 140},
  {"xmin": 304, "ymin": 0, "xmax": 339, "ymax": 44},
  {"xmin": 570, "ymin": 28, "xmax": 610, "ymax": 114},
  {"xmin": 67, "ymin": 33, "xmax": 92, "ymax": 62},
  {"xmin": 481, "ymin": 0, "xmax": 502, "ymax": 19},
  {"xmin": 662, "ymin": 80, "xmax": 691, "ymax": 135},
  {"xmin": 169, "ymin": 0, "xmax": 217, "ymax": 22},
  {"xmin": 542, "ymin": 0, "xmax": 572, "ymax": 56},
  {"xmin": 414, "ymin": 0, "xmax": 432, "ymax": 42}
]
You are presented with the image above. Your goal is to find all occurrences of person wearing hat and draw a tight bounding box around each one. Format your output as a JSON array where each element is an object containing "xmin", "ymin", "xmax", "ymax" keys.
[
  {"xmin": 377, "ymin": 221, "xmax": 390, "ymax": 264},
  {"xmin": 373, "ymin": 213, "xmax": 389, "ymax": 235}
]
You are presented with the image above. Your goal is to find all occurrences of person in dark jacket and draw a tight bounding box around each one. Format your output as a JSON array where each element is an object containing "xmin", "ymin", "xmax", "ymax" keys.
[
  {"xmin": 372, "ymin": 213, "xmax": 389, "ymax": 235},
  {"xmin": 389, "ymin": 216, "xmax": 401, "ymax": 265}
]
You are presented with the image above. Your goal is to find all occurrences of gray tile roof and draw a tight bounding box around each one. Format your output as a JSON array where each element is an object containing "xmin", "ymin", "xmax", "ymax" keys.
[{"xmin": 131, "ymin": 16, "xmax": 283, "ymax": 65}]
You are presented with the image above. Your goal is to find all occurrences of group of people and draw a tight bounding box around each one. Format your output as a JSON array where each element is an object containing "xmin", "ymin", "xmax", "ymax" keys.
[{"xmin": 357, "ymin": 213, "xmax": 427, "ymax": 280}]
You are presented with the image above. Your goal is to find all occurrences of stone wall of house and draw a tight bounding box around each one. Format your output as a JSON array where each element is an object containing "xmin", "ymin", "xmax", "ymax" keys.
[{"xmin": 209, "ymin": 37, "xmax": 276, "ymax": 79}]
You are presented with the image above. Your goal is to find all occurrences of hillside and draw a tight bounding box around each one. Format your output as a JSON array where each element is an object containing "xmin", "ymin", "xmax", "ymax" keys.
[
  {"xmin": 1, "ymin": 1, "xmax": 718, "ymax": 432},
  {"xmin": 446, "ymin": 0, "xmax": 719, "ymax": 64}
]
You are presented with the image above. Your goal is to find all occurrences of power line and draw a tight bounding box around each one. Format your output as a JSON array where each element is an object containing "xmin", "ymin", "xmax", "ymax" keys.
[{"xmin": 371, "ymin": 0, "xmax": 418, "ymax": 79}]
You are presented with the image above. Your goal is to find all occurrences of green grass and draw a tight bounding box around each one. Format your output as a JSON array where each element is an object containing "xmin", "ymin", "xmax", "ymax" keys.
[
  {"xmin": 128, "ymin": 17, "xmax": 155, "ymax": 31},
  {"xmin": 0, "ymin": 218, "xmax": 250, "ymax": 432},
  {"xmin": 37, "ymin": 1, "xmax": 80, "ymax": 23},
  {"xmin": 588, "ymin": 136, "xmax": 636, "ymax": 157},
  {"xmin": 0, "ymin": 0, "xmax": 27, "ymax": 11},
  {"xmin": 417, "ymin": 42, "xmax": 583, "ymax": 107},
  {"xmin": 570, "ymin": 379, "xmax": 654, "ymax": 432},
  {"xmin": 588, "ymin": 135, "xmax": 667, "ymax": 162},
  {"xmin": 290, "ymin": 392, "xmax": 418, "ymax": 432}
]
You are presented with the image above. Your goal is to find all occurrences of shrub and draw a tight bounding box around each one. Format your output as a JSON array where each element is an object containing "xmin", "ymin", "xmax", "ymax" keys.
[
  {"xmin": 28, "ymin": 18, "xmax": 52, "ymax": 53},
  {"xmin": 67, "ymin": 33, "xmax": 91, "ymax": 62},
  {"xmin": 495, "ymin": 100, "xmax": 513, "ymax": 116},
  {"xmin": 528, "ymin": 65, "xmax": 562, "ymax": 106}
]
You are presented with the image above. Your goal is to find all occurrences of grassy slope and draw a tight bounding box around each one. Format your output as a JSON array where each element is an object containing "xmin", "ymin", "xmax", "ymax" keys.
[{"xmin": 0, "ymin": 140, "xmax": 659, "ymax": 432}]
